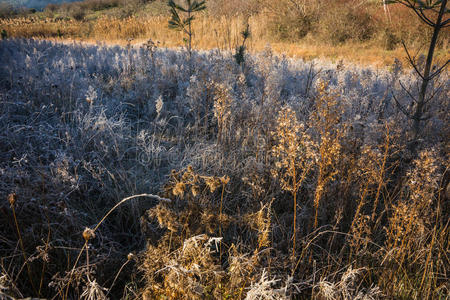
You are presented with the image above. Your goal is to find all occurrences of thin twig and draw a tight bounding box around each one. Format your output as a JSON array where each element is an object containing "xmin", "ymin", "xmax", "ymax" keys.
[
  {"xmin": 398, "ymin": 79, "xmax": 418, "ymax": 103},
  {"xmin": 391, "ymin": 93, "xmax": 412, "ymax": 118},
  {"xmin": 428, "ymin": 60, "xmax": 449, "ymax": 80},
  {"xmin": 401, "ymin": 41, "xmax": 424, "ymax": 80}
]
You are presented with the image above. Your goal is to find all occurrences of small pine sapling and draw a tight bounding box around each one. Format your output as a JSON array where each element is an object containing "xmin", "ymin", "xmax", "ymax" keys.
[
  {"xmin": 167, "ymin": 0, "xmax": 206, "ymax": 59},
  {"xmin": 234, "ymin": 24, "xmax": 250, "ymax": 67}
]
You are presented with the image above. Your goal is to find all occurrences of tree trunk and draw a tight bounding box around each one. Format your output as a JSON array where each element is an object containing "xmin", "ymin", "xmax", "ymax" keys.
[{"xmin": 411, "ymin": 0, "xmax": 447, "ymax": 149}]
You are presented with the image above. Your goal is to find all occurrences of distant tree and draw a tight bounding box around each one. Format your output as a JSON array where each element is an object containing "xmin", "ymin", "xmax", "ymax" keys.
[
  {"xmin": 45, "ymin": 3, "xmax": 59, "ymax": 14},
  {"xmin": 70, "ymin": 5, "xmax": 86, "ymax": 21},
  {"xmin": 167, "ymin": 0, "xmax": 206, "ymax": 58},
  {"xmin": 0, "ymin": 3, "xmax": 15, "ymax": 18},
  {"xmin": 385, "ymin": 0, "xmax": 449, "ymax": 150}
]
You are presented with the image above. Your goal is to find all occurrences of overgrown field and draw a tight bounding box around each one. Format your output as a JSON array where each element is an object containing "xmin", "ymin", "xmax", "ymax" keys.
[
  {"xmin": 0, "ymin": 38, "xmax": 448, "ymax": 299},
  {"xmin": 1, "ymin": 0, "xmax": 449, "ymax": 66}
]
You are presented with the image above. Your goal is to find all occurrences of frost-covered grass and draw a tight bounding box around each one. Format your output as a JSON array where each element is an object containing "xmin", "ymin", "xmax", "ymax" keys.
[{"xmin": 0, "ymin": 38, "xmax": 448, "ymax": 299}]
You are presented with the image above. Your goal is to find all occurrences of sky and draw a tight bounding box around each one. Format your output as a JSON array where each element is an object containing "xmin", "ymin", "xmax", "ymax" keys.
[{"xmin": 2, "ymin": 0, "xmax": 76, "ymax": 9}]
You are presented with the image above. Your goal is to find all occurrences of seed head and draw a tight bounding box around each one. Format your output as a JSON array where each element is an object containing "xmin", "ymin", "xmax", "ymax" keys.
[
  {"xmin": 191, "ymin": 185, "xmax": 200, "ymax": 197},
  {"xmin": 82, "ymin": 227, "xmax": 96, "ymax": 242},
  {"xmin": 204, "ymin": 176, "xmax": 221, "ymax": 193},
  {"xmin": 172, "ymin": 182, "xmax": 186, "ymax": 197},
  {"xmin": 8, "ymin": 193, "xmax": 17, "ymax": 207},
  {"xmin": 220, "ymin": 175, "xmax": 230, "ymax": 185}
]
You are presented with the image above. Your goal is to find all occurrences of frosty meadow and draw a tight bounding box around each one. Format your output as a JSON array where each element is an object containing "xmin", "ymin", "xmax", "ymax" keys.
[{"xmin": 0, "ymin": 32, "xmax": 448, "ymax": 299}]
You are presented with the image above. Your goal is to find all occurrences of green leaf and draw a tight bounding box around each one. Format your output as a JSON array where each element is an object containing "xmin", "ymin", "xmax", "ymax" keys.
[
  {"xmin": 416, "ymin": 0, "xmax": 426, "ymax": 7},
  {"xmin": 168, "ymin": 8, "xmax": 184, "ymax": 30},
  {"xmin": 191, "ymin": 1, "xmax": 206, "ymax": 11},
  {"xmin": 168, "ymin": 20, "xmax": 183, "ymax": 30},
  {"xmin": 415, "ymin": 0, "xmax": 439, "ymax": 8},
  {"xmin": 184, "ymin": 16, "xmax": 195, "ymax": 26},
  {"xmin": 167, "ymin": 0, "xmax": 176, "ymax": 8},
  {"xmin": 241, "ymin": 25, "xmax": 250, "ymax": 39},
  {"xmin": 167, "ymin": 0, "xmax": 188, "ymax": 12},
  {"xmin": 175, "ymin": 4, "xmax": 188, "ymax": 12}
]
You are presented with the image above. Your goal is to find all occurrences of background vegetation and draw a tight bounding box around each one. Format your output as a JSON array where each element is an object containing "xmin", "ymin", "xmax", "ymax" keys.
[{"xmin": 0, "ymin": 0, "xmax": 448, "ymax": 65}]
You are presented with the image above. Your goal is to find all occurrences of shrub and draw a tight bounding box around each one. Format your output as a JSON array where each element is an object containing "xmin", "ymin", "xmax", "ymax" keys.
[
  {"xmin": 317, "ymin": 3, "xmax": 375, "ymax": 44},
  {"xmin": 44, "ymin": 3, "xmax": 59, "ymax": 13},
  {"xmin": 380, "ymin": 28, "xmax": 401, "ymax": 50},
  {"xmin": 268, "ymin": 12, "xmax": 313, "ymax": 41},
  {"xmin": 264, "ymin": 0, "xmax": 317, "ymax": 41},
  {"xmin": 83, "ymin": 0, "xmax": 121, "ymax": 11},
  {"xmin": 0, "ymin": 3, "xmax": 15, "ymax": 18},
  {"xmin": 70, "ymin": 5, "xmax": 86, "ymax": 21},
  {"xmin": 206, "ymin": 0, "xmax": 260, "ymax": 17}
]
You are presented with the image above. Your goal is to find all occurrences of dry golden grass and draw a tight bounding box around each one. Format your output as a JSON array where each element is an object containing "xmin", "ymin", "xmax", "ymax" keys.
[{"xmin": 1, "ymin": 14, "xmax": 448, "ymax": 67}]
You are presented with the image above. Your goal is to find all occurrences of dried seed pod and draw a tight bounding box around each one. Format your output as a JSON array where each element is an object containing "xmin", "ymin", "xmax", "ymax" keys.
[
  {"xmin": 191, "ymin": 185, "xmax": 200, "ymax": 197},
  {"xmin": 82, "ymin": 227, "xmax": 96, "ymax": 242},
  {"xmin": 142, "ymin": 290, "xmax": 152, "ymax": 300},
  {"xmin": 204, "ymin": 177, "xmax": 221, "ymax": 193},
  {"xmin": 220, "ymin": 175, "xmax": 230, "ymax": 185},
  {"xmin": 8, "ymin": 193, "xmax": 17, "ymax": 206},
  {"xmin": 173, "ymin": 182, "xmax": 186, "ymax": 197}
]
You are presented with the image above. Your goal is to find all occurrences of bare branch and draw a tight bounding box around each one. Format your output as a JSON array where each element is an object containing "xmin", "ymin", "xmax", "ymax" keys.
[
  {"xmin": 398, "ymin": 1, "xmax": 436, "ymax": 25},
  {"xmin": 398, "ymin": 79, "xmax": 418, "ymax": 104},
  {"xmin": 392, "ymin": 92, "xmax": 413, "ymax": 118},
  {"xmin": 428, "ymin": 59, "xmax": 450, "ymax": 80},
  {"xmin": 401, "ymin": 41, "xmax": 425, "ymax": 80},
  {"xmin": 417, "ymin": 8, "xmax": 437, "ymax": 26},
  {"xmin": 420, "ymin": 113, "xmax": 433, "ymax": 121},
  {"xmin": 424, "ymin": 84, "xmax": 443, "ymax": 104}
]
